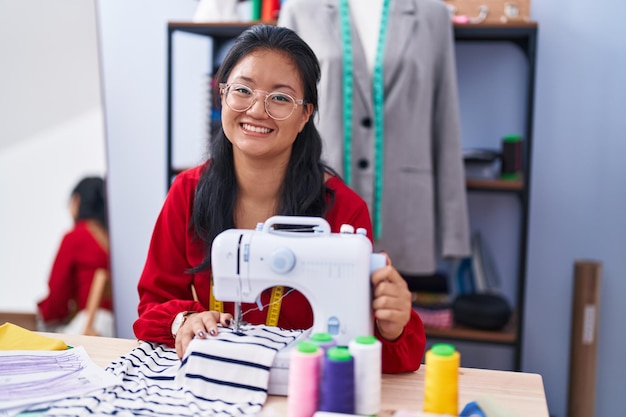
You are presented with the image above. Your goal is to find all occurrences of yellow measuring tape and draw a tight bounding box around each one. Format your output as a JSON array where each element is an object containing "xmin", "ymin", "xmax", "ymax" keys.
[
  {"xmin": 266, "ymin": 285, "xmax": 284, "ymax": 327},
  {"xmin": 209, "ymin": 279, "xmax": 223, "ymax": 313},
  {"xmin": 209, "ymin": 280, "xmax": 283, "ymax": 327}
]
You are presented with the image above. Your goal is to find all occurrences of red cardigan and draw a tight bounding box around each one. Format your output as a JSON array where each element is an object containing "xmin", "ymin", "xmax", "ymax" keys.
[
  {"xmin": 133, "ymin": 163, "xmax": 425, "ymax": 373},
  {"xmin": 38, "ymin": 220, "xmax": 112, "ymax": 323}
]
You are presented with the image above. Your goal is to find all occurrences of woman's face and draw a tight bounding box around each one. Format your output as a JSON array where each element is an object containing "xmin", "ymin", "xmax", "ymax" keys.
[{"xmin": 221, "ymin": 49, "xmax": 313, "ymax": 164}]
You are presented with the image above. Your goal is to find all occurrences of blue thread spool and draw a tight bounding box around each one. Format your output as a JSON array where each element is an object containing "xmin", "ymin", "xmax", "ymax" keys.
[{"xmin": 318, "ymin": 346, "xmax": 355, "ymax": 413}]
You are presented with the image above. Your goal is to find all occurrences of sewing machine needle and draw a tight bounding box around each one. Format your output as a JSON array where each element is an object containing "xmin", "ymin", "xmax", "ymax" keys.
[{"xmin": 233, "ymin": 301, "xmax": 242, "ymax": 332}]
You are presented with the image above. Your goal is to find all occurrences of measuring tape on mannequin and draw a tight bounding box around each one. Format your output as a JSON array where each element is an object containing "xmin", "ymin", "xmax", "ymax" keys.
[{"xmin": 340, "ymin": 0, "xmax": 391, "ymax": 240}]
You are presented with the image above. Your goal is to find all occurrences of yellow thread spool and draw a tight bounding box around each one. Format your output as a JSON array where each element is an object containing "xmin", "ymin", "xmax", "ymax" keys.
[{"xmin": 423, "ymin": 343, "xmax": 460, "ymax": 415}]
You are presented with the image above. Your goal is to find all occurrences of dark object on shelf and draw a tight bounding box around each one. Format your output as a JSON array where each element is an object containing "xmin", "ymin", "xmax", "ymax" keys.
[
  {"xmin": 500, "ymin": 134, "xmax": 523, "ymax": 180},
  {"xmin": 401, "ymin": 271, "xmax": 449, "ymax": 294},
  {"xmin": 463, "ymin": 148, "xmax": 500, "ymax": 164},
  {"xmin": 452, "ymin": 293, "xmax": 512, "ymax": 330},
  {"xmin": 463, "ymin": 148, "xmax": 500, "ymax": 180}
]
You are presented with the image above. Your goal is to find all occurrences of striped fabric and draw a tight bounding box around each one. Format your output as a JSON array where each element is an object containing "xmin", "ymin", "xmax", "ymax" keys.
[{"xmin": 44, "ymin": 325, "xmax": 304, "ymax": 417}]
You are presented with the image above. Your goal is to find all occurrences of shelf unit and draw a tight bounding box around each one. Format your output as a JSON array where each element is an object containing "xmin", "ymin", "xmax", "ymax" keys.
[
  {"xmin": 426, "ymin": 22, "xmax": 537, "ymax": 371},
  {"xmin": 166, "ymin": 21, "xmax": 271, "ymax": 189},
  {"xmin": 165, "ymin": 21, "xmax": 538, "ymax": 371}
]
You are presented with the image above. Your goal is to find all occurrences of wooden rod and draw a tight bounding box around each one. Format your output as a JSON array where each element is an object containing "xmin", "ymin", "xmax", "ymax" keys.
[{"xmin": 567, "ymin": 260, "xmax": 602, "ymax": 417}]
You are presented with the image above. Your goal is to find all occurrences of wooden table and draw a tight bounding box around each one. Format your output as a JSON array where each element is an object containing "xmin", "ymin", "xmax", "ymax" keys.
[{"xmin": 42, "ymin": 333, "xmax": 549, "ymax": 416}]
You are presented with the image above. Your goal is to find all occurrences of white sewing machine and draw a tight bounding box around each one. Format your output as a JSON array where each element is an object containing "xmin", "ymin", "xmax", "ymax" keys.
[{"xmin": 211, "ymin": 215, "xmax": 386, "ymax": 395}]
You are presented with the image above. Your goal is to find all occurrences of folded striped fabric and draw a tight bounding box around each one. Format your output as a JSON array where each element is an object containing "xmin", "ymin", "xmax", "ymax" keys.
[{"xmin": 44, "ymin": 325, "xmax": 303, "ymax": 416}]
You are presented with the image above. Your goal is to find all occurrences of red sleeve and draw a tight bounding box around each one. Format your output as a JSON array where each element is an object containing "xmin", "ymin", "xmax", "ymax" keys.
[
  {"xmin": 325, "ymin": 176, "xmax": 373, "ymax": 238},
  {"xmin": 133, "ymin": 167, "xmax": 207, "ymax": 346},
  {"xmin": 326, "ymin": 176, "xmax": 427, "ymax": 373},
  {"xmin": 377, "ymin": 310, "xmax": 426, "ymax": 373},
  {"xmin": 134, "ymin": 170, "xmax": 427, "ymax": 366},
  {"xmin": 37, "ymin": 232, "xmax": 77, "ymax": 322},
  {"xmin": 38, "ymin": 223, "xmax": 111, "ymax": 322}
]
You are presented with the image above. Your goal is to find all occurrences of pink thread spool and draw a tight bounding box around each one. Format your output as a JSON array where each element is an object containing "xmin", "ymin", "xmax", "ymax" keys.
[{"xmin": 287, "ymin": 341, "xmax": 322, "ymax": 417}]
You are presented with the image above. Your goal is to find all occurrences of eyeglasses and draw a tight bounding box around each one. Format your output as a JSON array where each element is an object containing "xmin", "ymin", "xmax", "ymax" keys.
[{"xmin": 219, "ymin": 83, "xmax": 307, "ymax": 121}]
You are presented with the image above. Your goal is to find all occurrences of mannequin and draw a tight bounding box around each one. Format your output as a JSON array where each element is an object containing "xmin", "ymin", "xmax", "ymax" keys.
[
  {"xmin": 278, "ymin": 0, "xmax": 470, "ymax": 275},
  {"xmin": 349, "ymin": 0, "xmax": 382, "ymax": 73}
]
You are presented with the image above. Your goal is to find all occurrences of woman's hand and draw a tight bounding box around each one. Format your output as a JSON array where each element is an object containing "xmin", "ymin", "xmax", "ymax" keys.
[
  {"xmin": 371, "ymin": 253, "xmax": 412, "ymax": 341},
  {"xmin": 174, "ymin": 310, "xmax": 234, "ymax": 359}
]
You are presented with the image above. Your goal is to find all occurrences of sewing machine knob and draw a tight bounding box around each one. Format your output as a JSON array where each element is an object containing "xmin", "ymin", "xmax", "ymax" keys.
[
  {"xmin": 340, "ymin": 224, "xmax": 355, "ymax": 234},
  {"xmin": 270, "ymin": 247, "xmax": 296, "ymax": 274}
]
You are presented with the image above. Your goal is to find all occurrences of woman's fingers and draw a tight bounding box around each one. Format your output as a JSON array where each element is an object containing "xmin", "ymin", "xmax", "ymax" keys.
[
  {"xmin": 370, "ymin": 262, "xmax": 412, "ymax": 341},
  {"xmin": 174, "ymin": 311, "xmax": 234, "ymax": 359}
]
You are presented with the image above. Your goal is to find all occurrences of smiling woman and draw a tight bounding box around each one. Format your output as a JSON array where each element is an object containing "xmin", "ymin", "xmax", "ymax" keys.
[{"xmin": 0, "ymin": 0, "xmax": 108, "ymax": 326}]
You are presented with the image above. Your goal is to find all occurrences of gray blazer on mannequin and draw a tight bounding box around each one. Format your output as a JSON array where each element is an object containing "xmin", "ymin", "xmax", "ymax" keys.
[{"xmin": 279, "ymin": 0, "xmax": 470, "ymax": 274}]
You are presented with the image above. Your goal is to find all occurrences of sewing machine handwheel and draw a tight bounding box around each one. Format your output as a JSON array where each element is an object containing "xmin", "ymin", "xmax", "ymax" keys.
[
  {"xmin": 270, "ymin": 247, "xmax": 296, "ymax": 274},
  {"xmin": 370, "ymin": 253, "xmax": 387, "ymax": 273}
]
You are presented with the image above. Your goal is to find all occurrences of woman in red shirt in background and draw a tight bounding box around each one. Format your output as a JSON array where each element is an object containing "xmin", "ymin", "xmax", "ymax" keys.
[
  {"xmin": 37, "ymin": 176, "xmax": 114, "ymax": 337},
  {"xmin": 133, "ymin": 25, "xmax": 425, "ymax": 373}
]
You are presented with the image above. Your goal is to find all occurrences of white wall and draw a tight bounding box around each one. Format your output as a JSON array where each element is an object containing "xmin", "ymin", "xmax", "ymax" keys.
[
  {"xmin": 0, "ymin": 0, "xmax": 106, "ymax": 312},
  {"xmin": 524, "ymin": 1, "xmax": 626, "ymax": 416},
  {"xmin": 96, "ymin": 0, "xmax": 200, "ymax": 339}
]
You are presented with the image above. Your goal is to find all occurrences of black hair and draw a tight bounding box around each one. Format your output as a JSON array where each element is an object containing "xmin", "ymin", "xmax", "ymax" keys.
[
  {"xmin": 190, "ymin": 24, "xmax": 334, "ymax": 272},
  {"xmin": 72, "ymin": 176, "xmax": 107, "ymax": 229}
]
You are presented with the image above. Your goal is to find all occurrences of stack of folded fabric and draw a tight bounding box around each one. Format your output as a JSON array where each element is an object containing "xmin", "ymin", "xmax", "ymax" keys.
[
  {"xmin": 403, "ymin": 272, "xmax": 453, "ymax": 330},
  {"xmin": 411, "ymin": 293, "xmax": 453, "ymax": 329},
  {"xmin": 0, "ymin": 322, "xmax": 68, "ymax": 350}
]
